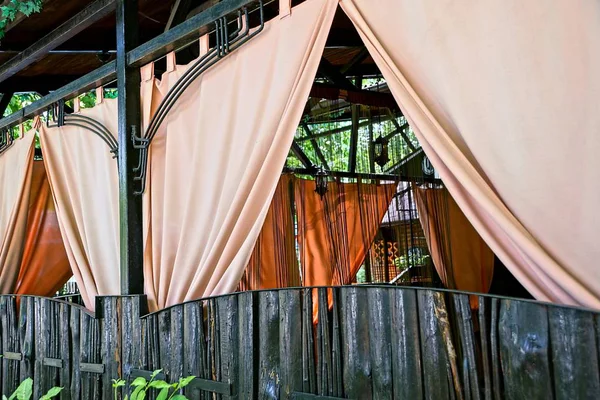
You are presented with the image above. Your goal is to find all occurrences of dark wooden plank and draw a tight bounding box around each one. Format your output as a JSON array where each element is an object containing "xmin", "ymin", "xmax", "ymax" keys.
[
  {"xmin": 258, "ymin": 291, "xmax": 280, "ymax": 399},
  {"xmin": 367, "ymin": 288, "xmax": 392, "ymax": 400},
  {"xmin": 490, "ymin": 298, "xmax": 501, "ymax": 400},
  {"xmin": 121, "ymin": 296, "xmax": 144, "ymax": 384},
  {"xmin": 80, "ymin": 364, "xmax": 105, "ymax": 374},
  {"xmin": 217, "ymin": 295, "xmax": 239, "ymax": 400},
  {"xmin": 238, "ymin": 292, "xmax": 256, "ymax": 399},
  {"xmin": 187, "ymin": 377, "xmax": 232, "ymax": 395},
  {"xmin": 452, "ymin": 294, "xmax": 480, "ymax": 400},
  {"xmin": 99, "ymin": 298, "xmax": 120, "ymax": 400},
  {"xmin": 417, "ymin": 290, "xmax": 452, "ymax": 400},
  {"xmin": 390, "ymin": 288, "xmax": 422, "ymax": 400},
  {"xmin": 478, "ymin": 298, "xmax": 492, "ymax": 400},
  {"xmin": 280, "ymin": 290, "xmax": 303, "ymax": 399},
  {"xmin": 498, "ymin": 300, "xmax": 552, "ymax": 400},
  {"xmin": 33, "ymin": 298, "xmax": 43, "ymax": 400},
  {"xmin": 1, "ymin": 296, "xmax": 20, "ymax": 394},
  {"xmin": 43, "ymin": 358, "xmax": 63, "ymax": 368},
  {"xmin": 316, "ymin": 288, "xmax": 333, "ymax": 396},
  {"xmin": 290, "ymin": 393, "xmax": 346, "ymax": 400},
  {"xmin": 19, "ymin": 297, "xmax": 35, "ymax": 383},
  {"xmin": 339, "ymin": 287, "xmax": 372, "ymax": 398},
  {"xmin": 183, "ymin": 302, "xmax": 201, "ymax": 398},
  {"xmin": 330, "ymin": 289, "xmax": 342, "ymax": 397},
  {"xmin": 549, "ymin": 307, "xmax": 600, "ymax": 399},
  {"xmin": 59, "ymin": 303, "xmax": 72, "ymax": 400},
  {"xmin": 70, "ymin": 308, "xmax": 81, "ymax": 400},
  {"xmin": 302, "ymin": 289, "xmax": 316, "ymax": 394},
  {"xmin": 158, "ymin": 309, "xmax": 172, "ymax": 378},
  {"xmin": 170, "ymin": 305, "xmax": 184, "ymax": 382}
]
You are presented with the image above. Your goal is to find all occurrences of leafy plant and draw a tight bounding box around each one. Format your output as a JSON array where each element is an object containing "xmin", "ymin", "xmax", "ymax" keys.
[
  {"xmin": 394, "ymin": 247, "xmax": 430, "ymax": 271},
  {"xmin": 2, "ymin": 378, "xmax": 62, "ymax": 400},
  {"xmin": 0, "ymin": 0, "xmax": 43, "ymax": 40},
  {"xmin": 112, "ymin": 369, "xmax": 196, "ymax": 400}
]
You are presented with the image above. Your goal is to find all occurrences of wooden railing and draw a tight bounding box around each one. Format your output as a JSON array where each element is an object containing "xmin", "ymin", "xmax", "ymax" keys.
[{"xmin": 0, "ymin": 286, "xmax": 597, "ymax": 399}]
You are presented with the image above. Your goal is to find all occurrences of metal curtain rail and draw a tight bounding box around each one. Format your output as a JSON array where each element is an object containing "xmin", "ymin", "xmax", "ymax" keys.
[{"xmin": 0, "ymin": 0, "xmax": 259, "ymax": 131}]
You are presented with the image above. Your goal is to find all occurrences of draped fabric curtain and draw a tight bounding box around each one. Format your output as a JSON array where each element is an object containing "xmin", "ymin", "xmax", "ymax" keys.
[
  {"xmin": 40, "ymin": 99, "xmax": 120, "ymax": 310},
  {"xmin": 413, "ymin": 184, "xmax": 494, "ymax": 296},
  {"xmin": 238, "ymin": 174, "xmax": 300, "ymax": 291},
  {"xmin": 143, "ymin": 0, "xmax": 338, "ymax": 310},
  {"xmin": 0, "ymin": 133, "xmax": 35, "ymax": 293},
  {"xmin": 339, "ymin": 0, "xmax": 600, "ymax": 307},
  {"xmin": 295, "ymin": 178, "xmax": 395, "ymax": 288},
  {"xmin": 15, "ymin": 161, "xmax": 72, "ymax": 297}
]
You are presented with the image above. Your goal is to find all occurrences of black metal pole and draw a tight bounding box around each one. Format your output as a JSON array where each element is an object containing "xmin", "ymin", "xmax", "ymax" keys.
[{"xmin": 116, "ymin": 0, "xmax": 144, "ymax": 295}]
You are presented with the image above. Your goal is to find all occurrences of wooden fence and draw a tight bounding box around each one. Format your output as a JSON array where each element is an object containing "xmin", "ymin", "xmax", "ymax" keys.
[{"xmin": 0, "ymin": 286, "xmax": 598, "ymax": 399}]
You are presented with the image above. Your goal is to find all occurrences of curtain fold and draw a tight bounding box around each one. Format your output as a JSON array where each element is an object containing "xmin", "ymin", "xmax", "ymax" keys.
[
  {"xmin": 15, "ymin": 161, "xmax": 72, "ymax": 297},
  {"xmin": 295, "ymin": 178, "xmax": 395, "ymax": 287},
  {"xmin": 0, "ymin": 133, "xmax": 35, "ymax": 293},
  {"xmin": 340, "ymin": 0, "xmax": 600, "ymax": 307},
  {"xmin": 40, "ymin": 100, "xmax": 120, "ymax": 310},
  {"xmin": 413, "ymin": 184, "xmax": 494, "ymax": 296},
  {"xmin": 143, "ymin": 0, "xmax": 338, "ymax": 310},
  {"xmin": 238, "ymin": 174, "xmax": 300, "ymax": 291}
]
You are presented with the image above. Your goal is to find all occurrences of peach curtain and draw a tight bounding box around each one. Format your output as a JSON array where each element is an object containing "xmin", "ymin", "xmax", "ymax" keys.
[
  {"xmin": 143, "ymin": 0, "xmax": 338, "ymax": 310},
  {"xmin": 295, "ymin": 178, "xmax": 395, "ymax": 287},
  {"xmin": 340, "ymin": 0, "xmax": 600, "ymax": 307},
  {"xmin": 238, "ymin": 174, "xmax": 300, "ymax": 290},
  {"xmin": 40, "ymin": 99, "xmax": 120, "ymax": 310},
  {"xmin": 413, "ymin": 184, "xmax": 494, "ymax": 295},
  {"xmin": 15, "ymin": 161, "xmax": 72, "ymax": 297},
  {"xmin": 0, "ymin": 133, "xmax": 35, "ymax": 293}
]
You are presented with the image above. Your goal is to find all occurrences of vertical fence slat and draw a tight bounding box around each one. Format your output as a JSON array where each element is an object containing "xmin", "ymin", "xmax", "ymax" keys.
[
  {"xmin": 316, "ymin": 288, "xmax": 333, "ymax": 396},
  {"xmin": 183, "ymin": 302, "xmax": 202, "ymax": 399},
  {"xmin": 20, "ymin": 297, "xmax": 35, "ymax": 383},
  {"xmin": 478, "ymin": 297, "xmax": 492, "ymax": 400},
  {"xmin": 238, "ymin": 292, "xmax": 256, "ymax": 400},
  {"xmin": 330, "ymin": 288, "xmax": 342, "ymax": 397},
  {"xmin": 279, "ymin": 290, "xmax": 302, "ymax": 400},
  {"xmin": 170, "ymin": 305, "xmax": 184, "ymax": 382},
  {"xmin": 390, "ymin": 288, "xmax": 422, "ymax": 400},
  {"xmin": 258, "ymin": 291, "xmax": 280, "ymax": 399},
  {"xmin": 499, "ymin": 300, "xmax": 553, "ymax": 400},
  {"xmin": 367, "ymin": 288, "xmax": 392, "ymax": 400},
  {"xmin": 452, "ymin": 294, "xmax": 480, "ymax": 400},
  {"xmin": 417, "ymin": 290, "xmax": 452, "ymax": 400},
  {"xmin": 218, "ymin": 294, "xmax": 239, "ymax": 400},
  {"xmin": 340, "ymin": 287, "xmax": 372, "ymax": 399},
  {"xmin": 122, "ymin": 296, "xmax": 144, "ymax": 385},
  {"xmin": 69, "ymin": 307, "xmax": 81, "ymax": 400},
  {"xmin": 59, "ymin": 303, "xmax": 71, "ymax": 400},
  {"xmin": 1, "ymin": 297, "xmax": 20, "ymax": 395},
  {"xmin": 302, "ymin": 288, "xmax": 316, "ymax": 394},
  {"xmin": 101, "ymin": 297, "xmax": 120, "ymax": 400},
  {"xmin": 549, "ymin": 307, "xmax": 600, "ymax": 400}
]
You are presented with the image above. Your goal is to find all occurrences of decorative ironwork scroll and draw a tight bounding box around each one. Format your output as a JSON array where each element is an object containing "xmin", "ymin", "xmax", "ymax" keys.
[
  {"xmin": 0, "ymin": 128, "xmax": 14, "ymax": 155},
  {"xmin": 46, "ymin": 100, "xmax": 119, "ymax": 158},
  {"xmin": 131, "ymin": 1, "xmax": 265, "ymax": 195}
]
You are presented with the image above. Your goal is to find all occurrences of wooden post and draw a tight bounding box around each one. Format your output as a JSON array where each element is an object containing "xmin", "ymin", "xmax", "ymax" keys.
[{"xmin": 116, "ymin": 0, "xmax": 144, "ymax": 295}]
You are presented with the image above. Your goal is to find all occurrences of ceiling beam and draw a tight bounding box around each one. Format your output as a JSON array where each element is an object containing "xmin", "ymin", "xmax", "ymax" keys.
[
  {"xmin": 0, "ymin": 0, "xmax": 117, "ymax": 86},
  {"xmin": 310, "ymin": 82, "xmax": 399, "ymax": 111},
  {"xmin": 348, "ymin": 105, "xmax": 359, "ymax": 173},
  {"xmin": 340, "ymin": 47, "xmax": 370, "ymax": 75},
  {"xmin": 290, "ymin": 141, "xmax": 314, "ymax": 169},
  {"xmin": 317, "ymin": 58, "xmax": 357, "ymax": 90},
  {"xmin": 301, "ymin": 122, "xmax": 329, "ymax": 170},
  {"xmin": 165, "ymin": 0, "xmax": 194, "ymax": 31},
  {"xmin": 385, "ymin": 109, "xmax": 416, "ymax": 151},
  {"xmin": 0, "ymin": 92, "xmax": 14, "ymax": 117}
]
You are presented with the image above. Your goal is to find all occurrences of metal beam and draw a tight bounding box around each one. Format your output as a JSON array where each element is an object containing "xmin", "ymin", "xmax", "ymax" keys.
[
  {"xmin": 301, "ymin": 122, "xmax": 329, "ymax": 170},
  {"xmin": 348, "ymin": 105, "xmax": 359, "ymax": 173},
  {"xmin": 127, "ymin": 0, "xmax": 256, "ymax": 68},
  {"xmin": 385, "ymin": 109, "xmax": 416, "ymax": 151},
  {"xmin": 340, "ymin": 47, "xmax": 369, "ymax": 75},
  {"xmin": 0, "ymin": 92, "xmax": 13, "ymax": 117},
  {"xmin": 317, "ymin": 58, "xmax": 357, "ymax": 90},
  {"xmin": 116, "ymin": 0, "xmax": 143, "ymax": 295},
  {"xmin": 0, "ymin": 0, "xmax": 257, "ymax": 130},
  {"xmin": 164, "ymin": 0, "xmax": 194, "ymax": 31},
  {"xmin": 0, "ymin": 0, "xmax": 117, "ymax": 86},
  {"xmin": 309, "ymin": 82, "xmax": 399, "ymax": 110},
  {"xmin": 290, "ymin": 141, "xmax": 313, "ymax": 169}
]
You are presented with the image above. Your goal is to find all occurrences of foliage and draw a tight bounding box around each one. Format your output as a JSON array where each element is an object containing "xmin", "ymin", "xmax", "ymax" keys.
[
  {"xmin": 1, "ymin": 378, "xmax": 62, "ymax": 400},
  {"xmin": 355, "ymin": 266, "xmax": 367, "ymax": 283},
  {"xmin": 394, "ymin": 247, "xmax": 430, "ymax": 271},
  {"xmin": 0, "ymin": 0, "xmax": 43, "ymax": 40},
  {"xmin": 113, "ymin": 369, "xmax": 195, "ymax": 400}
]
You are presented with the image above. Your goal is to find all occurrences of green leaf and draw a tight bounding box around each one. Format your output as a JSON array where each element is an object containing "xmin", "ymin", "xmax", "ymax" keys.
[
  {"xmin": 150, "ymin": 369, "xmax": 163, "ymax": 379},
  {"xmin": 170, "ymin": 395, "xmax": 188, "ymax": 400},
  {"xmin": 130, "ymin": 385, "xmax": 145, "ymax": 400},
  {"xmin": 112, "ymin": 379, "xmax": 126, "ymax": 388},
  {"xmin": 148, "ymin": 380, "xmax": 171, "ymax": 389},
  {"xmin": 130, "ymin": 377, "xmax": 147, "ymax": 387},
  {"xmin": 40, "ymin": 387, "xmax": 63, "ymax": 400},
  {"xmin": 137, "ymin": 391, "xmax": 146, "ymax": 400},
  {"xmin": 178, "ymin": 376, "xmax": 196, "ymax": 388},
  {"xmin": 14, "ymin": 378, "xmax": 33, "ymax": 400},
  {"xmin": 156, "ymin": 388, "xmax": 170, "ymax": 400}
]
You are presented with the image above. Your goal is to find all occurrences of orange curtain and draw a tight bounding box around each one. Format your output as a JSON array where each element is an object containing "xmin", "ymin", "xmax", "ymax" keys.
[
  {"xmin": 0, "ymin": 133, "xmax": 35, "ymax": 293},
  {"xmin": 15, "ymin": 161, "xmax": 72, "ymax": 297},
  {"xmin": 413, "ymin": 184, "xmax": 494, "ymax": 297},
  {"xmin": 238, "ymin": 174, "xmax": 300, "ymax": 290},
  {"xmin": 295, "ymin": 178, "xmax": 395, "ymax": 287}
]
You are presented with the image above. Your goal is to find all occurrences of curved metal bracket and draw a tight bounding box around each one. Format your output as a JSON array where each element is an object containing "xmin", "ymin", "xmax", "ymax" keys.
[
  {"xmin": 131, "ymin": 1, "xmax": 265, "ymax": 195},
  {"xmin": 47, "ymin": 100, "xmax": 119, "ymax": 158},
  {"xmin": 0, "ymin": 128, "xmax": 15, "ymax": 155}
]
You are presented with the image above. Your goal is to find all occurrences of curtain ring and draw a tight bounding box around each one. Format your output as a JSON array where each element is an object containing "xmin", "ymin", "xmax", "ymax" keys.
[
  {"xmin": 96, "ymin": 87, "xmax": 104, "ymax": 104},
  {"xmin": 280, "ymin": 0, "xmax": 291, "ymax": 18},
  {"xmin": 141, "ymin": 63, "xmax": 155, "ymax": 82},
  {"xmin": 166, "ymin": 52, "xmax": 176, "ymax": 73},
  {"xmin": 199, "ymin": 34, "xmax": 210, "ymax": 57}
]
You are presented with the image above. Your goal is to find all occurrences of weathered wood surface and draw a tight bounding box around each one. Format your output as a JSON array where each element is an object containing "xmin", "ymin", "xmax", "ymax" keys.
[{"xmin": 0, "ymin": 288, "xmax": 598, "ymax": 399}]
